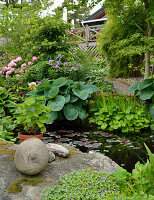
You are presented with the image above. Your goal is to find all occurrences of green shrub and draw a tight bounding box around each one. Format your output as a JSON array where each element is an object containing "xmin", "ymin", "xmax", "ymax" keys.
[
  {"xmin": 14, "ymin": 96, "xmax": 51, "ymax": 134},
  {"xmin": 89, "ymin": 93, "xmax": 151, "ymax": 133},
  {"xmin": 0, "ymin": 4, "xmax": 71, "ymax": 61},
  {"xmin": 0, "ymin": 117, "xmax": 16, "ymax": 142},
  {"xmin": 28, "ymin": 77, "xmax": 99, "ymax": 123}
]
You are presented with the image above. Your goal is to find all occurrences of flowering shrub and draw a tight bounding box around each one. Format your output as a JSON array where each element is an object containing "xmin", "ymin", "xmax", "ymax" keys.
[{"xmin": 0, "ymin": 56, "xmax": 37, "ymax": 79}]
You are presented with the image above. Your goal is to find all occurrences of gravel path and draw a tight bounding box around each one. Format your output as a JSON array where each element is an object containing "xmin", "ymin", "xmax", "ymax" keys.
[{"xmin": 105, "ymin": 77, "xmax": 144, "ymax": 95}]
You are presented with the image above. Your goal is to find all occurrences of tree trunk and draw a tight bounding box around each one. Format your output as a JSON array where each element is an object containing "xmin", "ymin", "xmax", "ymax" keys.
[
  {"xmin": 143, "ymin": 0, "xmax": 153, "ymax": 79},
  {"xmin": 144, "ymin": 52, "xmax": 150, "ymax": 78}
]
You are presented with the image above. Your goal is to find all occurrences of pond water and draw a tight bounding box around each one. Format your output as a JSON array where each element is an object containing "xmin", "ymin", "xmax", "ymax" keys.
[{"xmin": 44, "ymin": 122, "xmax": 154, "ymax": 173}]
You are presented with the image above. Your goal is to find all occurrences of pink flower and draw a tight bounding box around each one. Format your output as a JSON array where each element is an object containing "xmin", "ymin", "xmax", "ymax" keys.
[
  {"xmin": 49, "ymin": 60, "xmax": 54, "ymax": 62},
  {"xmin": 19, "ymin": 69, "xmax": 24, "ymax": 74},
  {"xmin": 29, "ymin": 82, "xmax": 36, "ymax": 87},
  {"xmin": 142, "ymin": 101, "xmax": 146, "ymax": 104},
  {"xmin": 21, "ymin": 63, "xmax": 27, "ymax": 68},
  {"xmin": 76, "ymin": 63, "xmax": 80, "ymax": 66},
  {"xmin": 12, "ymin": 56, "xmax": 14, "ymax": 58},
  {"xmin": 6, "ymin": 71, "xmax": 12, "ymax": 75},
  {"xmin": 10, "ymin": 68, "xmax": 15, "ymax": 72},
  {"xmin": 32, "ymin": 56, "xmax": 37, "ymax": 61},
  {"xmin": 25, "ymin": 70, "xmax": 30, "ymax": 73},
  {"xmin": 15, "ymin": 57, "xmax": 22, "ymax": 62},
  {"xmin": 58, "ymin": 54, "xmax": 62, "ymax": 57},
  {"xmin": 28, "ymin": 62, "xmax": 32, "ymax": 66},
  {"xmin": 2, "ymin": 53, "xmax": 5, "ymax": 56},
  {"xmin": 55, "ymin": 65, "xmax": 59, "ymax": 68},
  {"xmin": 15, "ymin": 74, "xmax": 20, "ymax": 78},
  {"xmin": 5, "ymin": 74, "xmax": 9, "ymax": 79},
  {"xmin": 0, "ymin": 71, "xmax": 2, "ymax": 74},
  {"xmin": 71, "ymin": 67, "xmax": 75, "ymax": 70},
  {"xmin": 8, "ymin": 62, "xmax": 17, "ymax": 67},
  {"xmin": 64, "ymin": 62, "xmax": 68, "ymax": 66}
]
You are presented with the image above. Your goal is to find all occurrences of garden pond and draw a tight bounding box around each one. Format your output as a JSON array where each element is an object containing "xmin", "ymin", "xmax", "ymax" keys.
[{"xmin": 38, "ymin": 121, "xmax": 154, "ymax": 173}]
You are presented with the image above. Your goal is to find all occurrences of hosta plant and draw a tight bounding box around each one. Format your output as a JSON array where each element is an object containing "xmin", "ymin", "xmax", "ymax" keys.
[
  {"xmin": 0, "ymin": 87, "xmax": 16, "ymax": 117},
  {"xmin": 0, "ymin": 117, "xmax": 16, "ymax": 142},
  {"xmin": 89, "ymin": 93, "xmax": 151, "ymax": 133},
  {"xmin": 128, "ymin": 77, "xmax": 154, "ymax": 130},
  {"xmin": 28, "ymin": 77, "xmax": 99, "ymax": 123}
]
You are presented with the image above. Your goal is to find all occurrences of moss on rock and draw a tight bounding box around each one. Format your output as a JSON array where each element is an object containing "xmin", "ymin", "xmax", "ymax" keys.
[
  {"xmin": 0, "ymin": 141, "xmax": 15, "ymax": 161},
  {"xmin": 7, "ymin": 178, "xmax": 44, "ymax": 193}
]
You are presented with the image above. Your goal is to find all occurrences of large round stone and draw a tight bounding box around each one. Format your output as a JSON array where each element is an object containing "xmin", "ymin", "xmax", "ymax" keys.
[{"xmin": 14, "ymin": 138, "xmax": 49, "ymax": 175}]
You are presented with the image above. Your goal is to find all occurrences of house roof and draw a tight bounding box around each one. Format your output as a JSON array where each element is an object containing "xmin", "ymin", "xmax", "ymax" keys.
[
  {"xmin": 81, "ymin": 7, "xmax": 106, "ymax": 27},
  {"xmin": 85, "ymin": 7, "xmax": 106, "ymax": 21}
]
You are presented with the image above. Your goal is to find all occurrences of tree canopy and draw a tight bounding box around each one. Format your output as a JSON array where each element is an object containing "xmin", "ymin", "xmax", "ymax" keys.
[{"xmin": 98, "ymin": 0, "xmax": 153, "ymax": 78}]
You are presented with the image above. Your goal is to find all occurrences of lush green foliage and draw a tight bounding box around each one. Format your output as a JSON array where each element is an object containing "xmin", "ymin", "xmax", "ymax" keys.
[
  {"xmin": 42, "ymin": 144, "xmax": 154, "ymax": 200},
  {"xmin": 0, "ymin": 4, "xmax": 71, "ymax": 61},
  {"xmin": 89, "ymin": 93, "xmax": 150, "ymax": 132},
  {"xmin": 129, "ymin": 77, "xmax": 154, "ymax": 130},
  {"xmin": 28, "ymin": 77, "xmax": 99, "ymax": 123},
  {"xmin": 98, "ymin": 0, "xmax": 154, "ymax": 78},
  {"xmin": 0, "ymin": 117, "xmax": 16, "ymax": 142},
  {"xmin": 14, "ymin": 96, "xmax": 50, "ymax": 134},
  {"xmin": 112, "ymin": 143, "xmax": 154, "ymax": 199},
  {"xmin": 0, "ymin": 87, "xmax": 16, "ymax": 117}
]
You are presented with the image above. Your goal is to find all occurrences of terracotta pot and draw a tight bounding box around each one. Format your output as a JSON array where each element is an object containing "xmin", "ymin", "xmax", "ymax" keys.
[{"xmin": 18, "ymin": 133, "xmax": 43, "ymax": 143}]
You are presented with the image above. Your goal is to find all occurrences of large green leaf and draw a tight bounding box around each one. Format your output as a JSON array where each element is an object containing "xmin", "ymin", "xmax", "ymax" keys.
[
  {"xmin": 72, "ymin": 88, "xmax": 89, "ymax": 100},
  {"xmin": 47, "ymin": 111, "xmax": 57, "ymax": 124},
  {"xmin": 1, "ymin": 92, "xmax": 8, "ymax": 99},
  {"xmin": 52, "ymin": 77, "xmax": 68, "ymax": 87},
  {"xmin": 140, "ymin": 89, "xmax": 154, "ymax": 100},
  {"xmin": 4, "ymin": 101, "xmax": 16, "ymax": 108},
  {"xmin": 24, "ymin": 98, "xmax": 35, "ymax": 105},
  {"xmin": 64, "ymin": 94, "xmax": 70, "ymax": 104},
  {"xmin": 47, "ymin": 95, "xmax": 65, "ymax": 111},
  {"xmin": 45, "ymin": 86, "xmax": 59, "ymax": 99},
  {"xmin": 70, "ymin": 95, "xmax": 78, "ymax": 102},
  {"xmin": 80, "ymin": 84, "xmax": 99, "ymax": 94},
  {"xmin": 64, "ymin": 103, "xmax": 78, "ymax": 120},
  {"xmin": 79, "ymin": 109, "xmax": 87, "ymax": 120},
  {"xmin": 128, "ymin": 82, "xmax": 139, "ymax": 92}
]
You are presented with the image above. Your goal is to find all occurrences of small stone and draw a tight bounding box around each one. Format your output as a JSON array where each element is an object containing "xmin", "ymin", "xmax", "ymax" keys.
[
  {"xmin": 14, "ymin": 138, "xmax": 49, "ymax": 175},
  {"xmin": 48, "ymin": 151, "xmax": 55, "ymax": 163},
  {"xmin": 46, "ymin": 143, "xmax": 69, "ymax": 157}
]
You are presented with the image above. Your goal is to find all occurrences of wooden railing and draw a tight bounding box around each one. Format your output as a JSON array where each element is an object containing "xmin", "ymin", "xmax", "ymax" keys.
[{"xmin": 67, "ymin": 24, "xmax": 104, "ymax": 47}]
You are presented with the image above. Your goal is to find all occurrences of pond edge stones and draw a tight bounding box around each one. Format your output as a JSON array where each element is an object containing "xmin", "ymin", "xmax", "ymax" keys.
[
  {"xmin": 46, "ymin": 143, "xmax": 69, "ymax": 157},
  {"xmin": 14, "ymin": 138, "xmax": 49, "ymax": 175}
]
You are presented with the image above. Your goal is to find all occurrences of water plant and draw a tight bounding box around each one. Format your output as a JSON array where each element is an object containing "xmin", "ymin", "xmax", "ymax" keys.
[{"xmin": 89, "ymin": 93, "xmax": 151, "ymax": 132}]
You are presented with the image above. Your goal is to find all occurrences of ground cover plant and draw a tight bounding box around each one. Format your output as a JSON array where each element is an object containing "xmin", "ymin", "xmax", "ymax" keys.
[
  {"xmin": 89, "ymin": 93, "xmax": 151, "ymax": 133},
  {"xmin": 42, "ymin": 144, "xmax": 154, "ymax": 200}
]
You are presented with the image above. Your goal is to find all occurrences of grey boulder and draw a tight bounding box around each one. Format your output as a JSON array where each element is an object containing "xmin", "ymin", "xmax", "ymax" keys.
[
  {"xmin": 14, "ymin": 138, "xmax": 49, "ymax": 175},
  {"xmin": 46, "ymin": 143, "xmax": 69, "ymax": 157}
]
